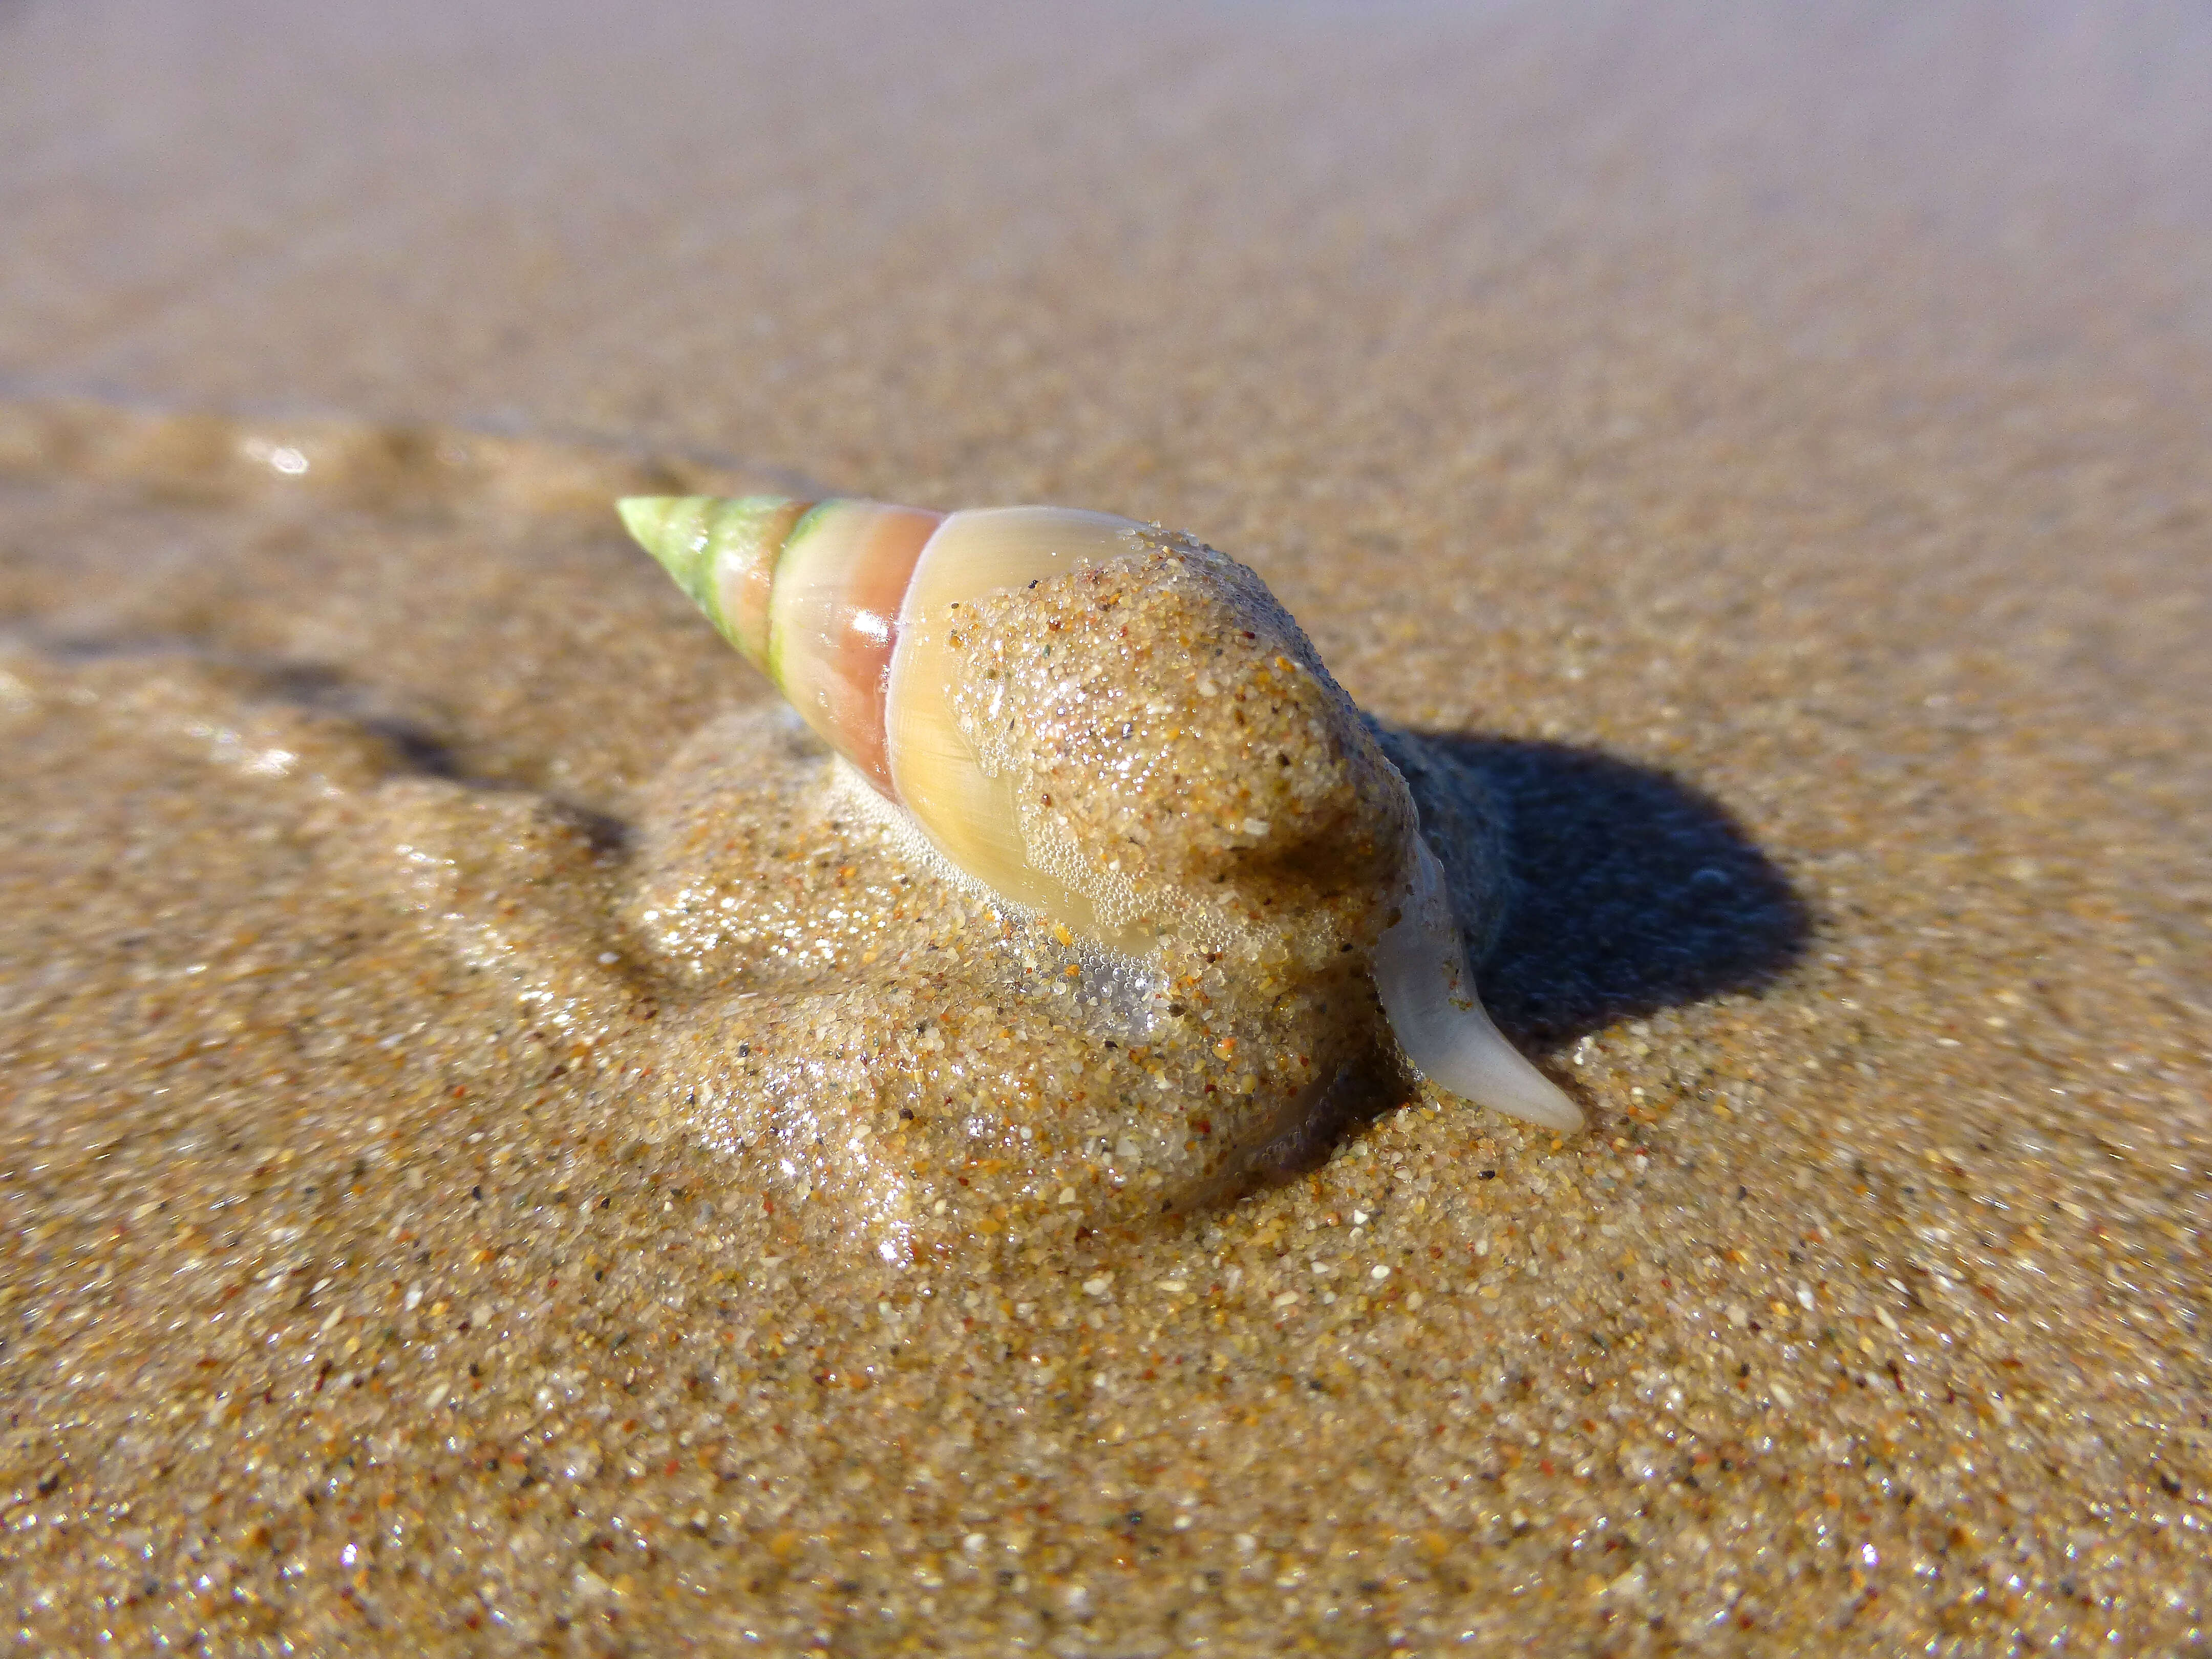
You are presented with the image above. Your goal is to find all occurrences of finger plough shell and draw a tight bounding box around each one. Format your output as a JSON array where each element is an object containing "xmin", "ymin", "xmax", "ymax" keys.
[{"xmin": 619, "ymin": 494, "xmax": 1578, "ymax": 1223}]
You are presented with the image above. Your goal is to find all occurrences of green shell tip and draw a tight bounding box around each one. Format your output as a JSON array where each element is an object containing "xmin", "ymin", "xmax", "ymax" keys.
[
  {"xmin": 616, "ymin": 494, "xmax": 797, "ymax": 655},
  {"xmin": 618, "ymin": 495, "xmax": 724, "ymax": 621},
  {"xmin": 616, "ymin": 495, "xmax": 696, "ymax": 567}
]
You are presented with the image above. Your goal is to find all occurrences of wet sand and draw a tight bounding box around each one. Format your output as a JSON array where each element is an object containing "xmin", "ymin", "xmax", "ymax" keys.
[{"xmin": 3, "ymin": 3, "xmax": 2209, "ymax": 1653}]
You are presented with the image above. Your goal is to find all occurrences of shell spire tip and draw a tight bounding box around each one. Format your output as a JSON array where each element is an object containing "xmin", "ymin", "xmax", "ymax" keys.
[
  {"xmin": 616, "ymin": 495, "xmax": 704, "ymax": 580},
  {"xmin": 617, "ymin": 493, "xmax": 773, "ymax": 652}
]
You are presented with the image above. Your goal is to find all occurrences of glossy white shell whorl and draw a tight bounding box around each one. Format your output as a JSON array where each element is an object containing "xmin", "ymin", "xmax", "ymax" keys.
[{"xmin": 619, "ymin": 495, "xmax": 1579, "ymax": 1132}]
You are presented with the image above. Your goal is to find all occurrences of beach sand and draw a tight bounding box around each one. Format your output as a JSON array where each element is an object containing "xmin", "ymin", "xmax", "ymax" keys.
[{"xmin": 2, "ymin": 2, "xmax": 2207, "ymax": 1651}]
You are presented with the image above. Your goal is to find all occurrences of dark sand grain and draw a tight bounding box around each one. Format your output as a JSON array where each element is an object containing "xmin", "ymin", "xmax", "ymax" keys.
[{"xmin": 3, "ymin": 3, "xmax": 2208, "ymax": 1653}]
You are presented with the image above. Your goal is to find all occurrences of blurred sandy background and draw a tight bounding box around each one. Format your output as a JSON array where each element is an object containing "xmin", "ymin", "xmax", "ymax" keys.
[{"xmin": 3, "ymin": 2, "xmax": 2208, "ymax": 1652}]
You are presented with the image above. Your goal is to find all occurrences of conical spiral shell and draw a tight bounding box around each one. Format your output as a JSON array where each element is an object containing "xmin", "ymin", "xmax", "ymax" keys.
[{"xmin": 619, "ymin": 493, "xmax": 1580, "ymax": 1131}]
